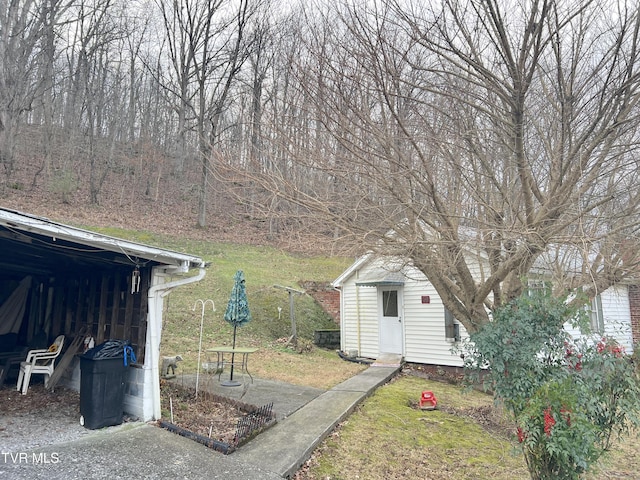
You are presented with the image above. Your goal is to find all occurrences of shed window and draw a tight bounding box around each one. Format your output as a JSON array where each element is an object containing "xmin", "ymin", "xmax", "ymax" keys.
[
  {"xmin": 527, "ymin": 279, "xmax": 551, "ymax": 297},
  {"xmin": 589, "ymin": 294, "xmax": 604, "ymax": 333},
  {"xmin": 382, "ymin": 290, "xmax": 398, "ymax": 317},
  {"xmin": 444, "ymin": 308, "xmax": 460, "ymax": 343}
]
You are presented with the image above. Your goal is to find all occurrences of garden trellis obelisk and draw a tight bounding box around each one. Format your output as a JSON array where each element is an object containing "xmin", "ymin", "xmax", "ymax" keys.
[
  {"xmin": 223, "ymin": 270, "xmax": 251, "ymax": 386},
  {"xmin": 193, "ymin": 298, "xmax": 215, "ymax": 398}
]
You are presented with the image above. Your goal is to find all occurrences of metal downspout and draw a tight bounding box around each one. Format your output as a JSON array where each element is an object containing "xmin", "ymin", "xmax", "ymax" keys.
[
  {"xmin": 356, "ymin": 284, "xmax": 361, "ymax": 355},
  {"xmin": 147, "ymin": 267, "xmax": 206, "ymax": 420},
  {"xmin": 333, "ymin": 285, "xmax": 344, "ymax": 352}
]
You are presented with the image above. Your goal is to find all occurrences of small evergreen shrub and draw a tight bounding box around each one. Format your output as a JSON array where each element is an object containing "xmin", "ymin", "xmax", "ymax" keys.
[{"xmin": 461, "ymin": 293, "xmax": 640, "ymax": 480}]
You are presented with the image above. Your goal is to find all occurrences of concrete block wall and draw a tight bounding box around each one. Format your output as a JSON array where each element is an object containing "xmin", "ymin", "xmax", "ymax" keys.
[
  {"xmin": 59, "ymin": 358, "xmax": 147, "ymax": 421},
  {"xmin": 313, "ymin": 329, "xmax": 341, "ymax": 348},
  {"xmin": 123, "ymin": 364, "xmax": 147, "ymax": 420}
]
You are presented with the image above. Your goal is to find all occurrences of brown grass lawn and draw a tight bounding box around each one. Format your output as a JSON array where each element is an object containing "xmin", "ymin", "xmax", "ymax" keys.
[{"xmin": 248, "ymin": 346, "xmax": 368, "ymax": 389}]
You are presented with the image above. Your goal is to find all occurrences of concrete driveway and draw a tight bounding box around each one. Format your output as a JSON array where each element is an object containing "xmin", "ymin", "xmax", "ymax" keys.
[{"xmin": 1, "ymin": 365, "xmax": 400, "ymax": 479}]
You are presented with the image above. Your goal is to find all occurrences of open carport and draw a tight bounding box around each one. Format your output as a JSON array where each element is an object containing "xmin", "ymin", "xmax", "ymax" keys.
[{"xmin": 0, "ymin": 207, "xmax": 206, "ymax": 421}]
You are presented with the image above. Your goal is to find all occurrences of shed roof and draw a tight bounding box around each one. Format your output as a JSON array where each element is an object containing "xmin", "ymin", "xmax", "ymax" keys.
[
  {"xmin": 332, "ymin": 254, "xmax": 372, "ymax": 288},
  {"xmin": 355, "ymin": 270, "xmax": 405, "ymax": 287},
  {"xmin": 333, "ymin": 253, "xmax": 407, "ymax": 288},
  {"xmin": 0, "ymin": 208, "xmax": 206, "ymax": 277}
]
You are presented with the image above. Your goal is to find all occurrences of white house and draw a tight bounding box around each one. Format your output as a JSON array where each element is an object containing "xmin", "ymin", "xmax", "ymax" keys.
[{"xmin": 332, "ymin": 253, "xmax": 637, "ymax": 366}]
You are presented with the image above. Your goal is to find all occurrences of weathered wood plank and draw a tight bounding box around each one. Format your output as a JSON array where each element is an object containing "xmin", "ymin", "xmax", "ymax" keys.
[
  {"xmin": 86, "ymin": 276, "xmax": 98, "ymax": 340},
  {"xmin": 97, "ymin": 275, "xmax": 110, "ymax": 344}
]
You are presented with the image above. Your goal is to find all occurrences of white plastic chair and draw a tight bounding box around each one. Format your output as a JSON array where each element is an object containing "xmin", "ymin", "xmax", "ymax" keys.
[{"xmin": 16, "ymin": 335, "xmax": 65, "ymax": 394}]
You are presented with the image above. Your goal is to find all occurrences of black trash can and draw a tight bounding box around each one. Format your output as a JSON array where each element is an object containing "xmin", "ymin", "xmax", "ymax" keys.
[{"xmin": 79, "ymin": 340, "xmax": 136, "ymax": 430}]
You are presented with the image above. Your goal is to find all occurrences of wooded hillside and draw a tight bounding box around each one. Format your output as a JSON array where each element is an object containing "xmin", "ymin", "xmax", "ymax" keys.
[{"xmin": 3, "ymin": 0, "xmax": 640, "ymax": 331}]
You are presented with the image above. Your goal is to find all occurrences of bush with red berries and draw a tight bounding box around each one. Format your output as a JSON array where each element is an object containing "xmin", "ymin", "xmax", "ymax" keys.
[{"xmin": 461, "ymin": 293, "xmax": 640, "ymax": 480}]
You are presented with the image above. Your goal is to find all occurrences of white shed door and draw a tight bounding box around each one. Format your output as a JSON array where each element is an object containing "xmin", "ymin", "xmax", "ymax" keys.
[{"xmin": 378, "ymin": 287, "xmax": 403, "ymax": 354}]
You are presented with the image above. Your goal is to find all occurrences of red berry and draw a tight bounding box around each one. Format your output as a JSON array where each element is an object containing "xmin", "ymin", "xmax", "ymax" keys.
[{"xmin": 544, "ymin": 407, "xmax": 556, "ymax": 436}]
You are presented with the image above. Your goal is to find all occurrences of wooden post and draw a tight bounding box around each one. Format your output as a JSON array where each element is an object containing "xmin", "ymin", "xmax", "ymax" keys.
[{"xmin": 273, "ymin": 285, "xmax": 304, "ymax": 348}]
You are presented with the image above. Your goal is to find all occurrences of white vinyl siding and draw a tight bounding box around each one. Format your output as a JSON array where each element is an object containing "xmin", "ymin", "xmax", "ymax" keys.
[
  {"xmin": 339, "ymin": 260, "xmax": 387, "ymax": 359},
  {"xmin": 340, "ymin": 283, "xmax": 379, "ymax": 358},
  {"xmin": 338, "ymin": 255, "xmax": 634, "ymax": 365},
  {"xmin": 601, "ymin": 286, "xmax": 633, "ymax": 354},
  {"xmin": 402, "ymin": 268, "xmax": 466, "ymax": 366},
  {"xmin": 563, "ymin": 286, "xmax": 633, "ymax": 354}
]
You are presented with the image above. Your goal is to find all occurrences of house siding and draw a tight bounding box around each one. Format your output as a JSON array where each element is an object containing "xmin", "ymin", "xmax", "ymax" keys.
[
  {"xmin": 401, "ymin": 267, "xmax": 466, "ymax": 366},
  {"xmin": 337, "ymin": 255, "xmax": 636, "ymax": 366},
  {"xmin": 340, "ymin": 282, "xmax": 379, "ymax": 358},
  {"xmin": 563, "ymin": 286, "xmax": 634, "ymax": 354},
  {"xmin": 602, "ymin": 286, "xmax": 634, "ymax": 354}
]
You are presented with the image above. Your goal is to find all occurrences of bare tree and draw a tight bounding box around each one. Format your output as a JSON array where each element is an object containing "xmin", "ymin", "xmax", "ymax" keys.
[
  {"xmin": 154, "ymin": 0, "xmax": 199, "ymax": 175},
  {"xmin": 0, "ymin": 0, "xmax": 70, "ymax": 181},
  {"xmin": 239, "ymin": 0, "xmax": 640, "ymax": 333},
  {"xmin": 156, "ymin": 0, "xmax": 259, "ymax": 227},
  {"xmin": 243, "ymin": 15, "xmax": 274, "ymax": 219},
  {"xmin": 195, "ymin": 0, "xmax": 257, "ymax": 228},
  {"xmin": 60, "ymin": 0, "xmax": 132, "ymax": 204},
  {"xmin": 35, "ymin": 0, "xmax": 72, "ymax": 177},
  {"xmin": 123, "ymin": 11, "xmax": 150, "ymax": 146},
  {"xmin": 231, "ymin": 5, "xmax": 345, "ymax": 243}
]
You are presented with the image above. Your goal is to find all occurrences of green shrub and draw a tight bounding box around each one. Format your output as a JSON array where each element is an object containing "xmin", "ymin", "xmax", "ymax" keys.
[{"xmin": 461, "ymin": 293, "xmax": 640, "ymax": 480}]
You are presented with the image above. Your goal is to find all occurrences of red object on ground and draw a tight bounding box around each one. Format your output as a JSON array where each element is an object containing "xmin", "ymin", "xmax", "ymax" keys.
[{"xmin": 420, "ymin": 391, "xmax": 437, "ymax": 410}]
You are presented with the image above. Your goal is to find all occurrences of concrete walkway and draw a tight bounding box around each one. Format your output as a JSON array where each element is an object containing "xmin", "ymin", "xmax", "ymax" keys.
[
  {"xmin": 0, "ymin": 362, "xmax": 400, "ymax": 480},
  {"xmin": 234, "ymin": 364, "xmax": 400, "ymax": 478},
  {"xmin": 169, "ymin": 374, "xmax": 327, "ymax": 421}
]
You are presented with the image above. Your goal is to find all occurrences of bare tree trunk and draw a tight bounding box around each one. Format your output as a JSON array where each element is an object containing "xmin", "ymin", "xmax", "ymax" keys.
[
  {"xmin": 192, "ymin": 0, "xmax": 256, "ymax": 228},
  {"xmin": 0, "ymin": 0, "xmax": 66, "ymax": 180}
]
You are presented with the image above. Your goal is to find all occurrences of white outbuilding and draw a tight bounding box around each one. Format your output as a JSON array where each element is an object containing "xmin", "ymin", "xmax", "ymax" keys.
[{"xmin": 333, "ymin": 253, "xmax": 637, "ymax": 366}]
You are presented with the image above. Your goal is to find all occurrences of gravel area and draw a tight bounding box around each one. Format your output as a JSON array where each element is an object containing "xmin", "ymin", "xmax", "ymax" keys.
[
  {"xmin": 0, "ymin": 380, "xmax": 247, "ymax": 455},
  {"xmin": 0, "ymin": 383, "xmax": 89, "ymax": 453}
]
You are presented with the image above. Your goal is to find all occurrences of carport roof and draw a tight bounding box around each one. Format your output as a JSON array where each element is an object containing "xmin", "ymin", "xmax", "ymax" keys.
[{"xmin": 0, "ymin": 208, "xmax": 206, "ymax": 277}]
